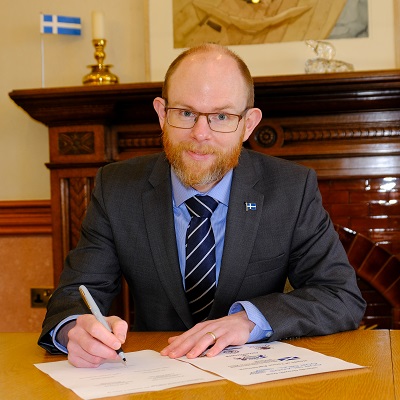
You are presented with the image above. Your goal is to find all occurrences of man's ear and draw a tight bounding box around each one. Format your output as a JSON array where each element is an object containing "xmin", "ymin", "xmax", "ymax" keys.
[
  {"xmin": 243, "ymin": 108, "xmax": 262, "ymax": 142},
  {"xmin": 153, "ymin": 97, "xmax": 166, "ymax": 129}
]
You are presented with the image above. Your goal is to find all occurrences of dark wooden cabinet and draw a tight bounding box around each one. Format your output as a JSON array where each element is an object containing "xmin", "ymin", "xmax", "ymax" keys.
[{"xmin": 10, "ymin": 69, "xmax": 400, "ymax": 327}]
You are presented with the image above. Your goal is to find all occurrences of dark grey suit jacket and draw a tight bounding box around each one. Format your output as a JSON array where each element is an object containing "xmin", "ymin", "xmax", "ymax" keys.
[{"xmin": 39, "ymin": 149, "xmax": 366, "ymax": 353}]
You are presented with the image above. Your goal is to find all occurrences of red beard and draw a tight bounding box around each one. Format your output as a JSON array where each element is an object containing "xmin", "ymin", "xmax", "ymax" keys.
[{"xmin": 162, "ymin": 128, "xmax": 244, "ymax": 188}]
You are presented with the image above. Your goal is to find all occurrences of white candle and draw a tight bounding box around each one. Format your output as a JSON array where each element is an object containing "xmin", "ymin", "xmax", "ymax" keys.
[{"xmin": 92, "ymin": 11, "xmax": 105, "ymax": 39}]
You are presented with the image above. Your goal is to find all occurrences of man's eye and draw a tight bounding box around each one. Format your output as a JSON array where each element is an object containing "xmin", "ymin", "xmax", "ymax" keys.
[
  {"xmin": 181, "ymin": 110, "xmax": 194, "ymax": 118},
  {"xmin": 216, "ymin": 113, "xmax": 228, "ymax": 121}
]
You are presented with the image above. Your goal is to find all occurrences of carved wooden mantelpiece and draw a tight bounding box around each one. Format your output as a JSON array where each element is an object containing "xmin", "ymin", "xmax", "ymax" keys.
[{"xmin": 9, "ymin": 70, "xmax": 400, "ymax": 322}]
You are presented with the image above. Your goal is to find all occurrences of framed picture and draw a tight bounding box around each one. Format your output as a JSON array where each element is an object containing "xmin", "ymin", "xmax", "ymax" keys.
[{"xmin": 145, "ymin": 0, "xmax": 398, "ymax": 81}]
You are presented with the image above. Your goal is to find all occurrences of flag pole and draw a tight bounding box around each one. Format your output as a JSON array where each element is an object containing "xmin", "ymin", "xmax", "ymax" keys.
[
  {"xmin": 40, "ymin": 35, "xmax": 45, "ymax": 88},
  {"xmin": 39, "ymin": 13, "xmax": 45, "ymax": 88}
]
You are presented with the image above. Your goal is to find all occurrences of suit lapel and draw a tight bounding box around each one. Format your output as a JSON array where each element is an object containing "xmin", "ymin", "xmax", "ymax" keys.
[
  {"xmin": 142, "ymin": 155, "xmax": 193, "ymax": 328},
  {"xmin": 212, "ymin": 150, "xmax": 265, "ymax": 316}
]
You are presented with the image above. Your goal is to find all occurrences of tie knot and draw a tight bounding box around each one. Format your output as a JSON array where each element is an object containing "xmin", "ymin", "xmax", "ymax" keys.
[{"xmin": 185, "ymin": 195, "xmax": 218, "ymax": 218}]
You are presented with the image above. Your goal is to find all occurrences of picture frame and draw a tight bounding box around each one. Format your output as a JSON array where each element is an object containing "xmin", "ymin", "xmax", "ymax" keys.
[{"xmin": 145, "ymin": 0, "xmax": 398, "ymax": 81}]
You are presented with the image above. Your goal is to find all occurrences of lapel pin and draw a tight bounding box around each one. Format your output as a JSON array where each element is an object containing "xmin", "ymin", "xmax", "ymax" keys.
[{"xmin": 245, "ymin": 202, "xmax": 257, "ymax": 211}]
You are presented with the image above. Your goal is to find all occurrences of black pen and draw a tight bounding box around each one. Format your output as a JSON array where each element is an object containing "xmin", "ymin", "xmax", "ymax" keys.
[{"xmin": 79, "ymin": 285, "xmax": 127, "ymax": 365}]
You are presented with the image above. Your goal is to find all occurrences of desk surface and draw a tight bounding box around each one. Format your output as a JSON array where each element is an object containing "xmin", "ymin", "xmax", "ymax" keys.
[
  {"xmin": 393, "ymin": 330, "xmax": 399, "ymax": 399},
  {"xmin": 0, "ymin": 330, "xmax": 397, "ymax": 400}
]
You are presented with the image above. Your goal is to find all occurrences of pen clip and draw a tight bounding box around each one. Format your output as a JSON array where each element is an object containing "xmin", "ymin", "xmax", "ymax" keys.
[{"xmin": 79, "ymin": 285, "xmax": 93, "ymax": 312}]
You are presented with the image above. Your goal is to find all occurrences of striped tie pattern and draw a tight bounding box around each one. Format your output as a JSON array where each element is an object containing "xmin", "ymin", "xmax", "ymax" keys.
[{"xmin": 185, "ymin": 195, "xmax": 219, "ymax": 323}]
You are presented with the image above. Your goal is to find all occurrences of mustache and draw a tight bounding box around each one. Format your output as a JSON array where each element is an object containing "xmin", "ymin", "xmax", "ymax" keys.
[{"xmin": 180, "ymin": 142, "xmax": 217, "ymax": 155}]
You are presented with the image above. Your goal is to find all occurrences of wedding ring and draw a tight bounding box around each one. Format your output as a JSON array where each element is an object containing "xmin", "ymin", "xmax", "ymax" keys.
[{"xmin": 206, "ymin": 331, "xmax": 217, "ymax": 344}]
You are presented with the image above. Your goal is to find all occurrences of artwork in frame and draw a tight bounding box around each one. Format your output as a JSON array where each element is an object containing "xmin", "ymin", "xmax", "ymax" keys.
[
  {"xmin": 145, "ymin": 0, "xmax": 398, "ymax": 81},
  {"xmin": 172, "ymin": 0, "xmax": 368, "ymax": 48}
]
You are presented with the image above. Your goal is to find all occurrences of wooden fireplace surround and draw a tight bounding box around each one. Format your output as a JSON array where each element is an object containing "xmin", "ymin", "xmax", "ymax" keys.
[{"xmin": 9, "ymin": 69, "xmax": 400, "ymax": 327}]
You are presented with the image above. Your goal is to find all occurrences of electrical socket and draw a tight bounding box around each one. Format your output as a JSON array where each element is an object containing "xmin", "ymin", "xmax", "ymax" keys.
[{"xmin": 31, "ymin": 288, "xmax": 54, "ymax": 308}]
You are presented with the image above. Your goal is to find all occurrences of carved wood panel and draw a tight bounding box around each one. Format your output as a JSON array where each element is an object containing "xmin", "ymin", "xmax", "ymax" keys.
[
  {"xmin": 49, "ymin": 168, "xmax": 101, "ymax": 285},
  {"xmin": 60, "ymin": 176, "xmax": 95, "ymax": 258},
  {"xmin": 58, "ymin": 131, "xmax": 95, "ymax": 155}
]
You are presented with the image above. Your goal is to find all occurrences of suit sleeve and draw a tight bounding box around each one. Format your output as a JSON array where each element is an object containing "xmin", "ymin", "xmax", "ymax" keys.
[
  {"xmin": 250, "ymin": 169, "xmax": 366, "ymax": 341},
  {"xmin": 38, "ymin": 166, "xmax": 122, "ymax": 351}
]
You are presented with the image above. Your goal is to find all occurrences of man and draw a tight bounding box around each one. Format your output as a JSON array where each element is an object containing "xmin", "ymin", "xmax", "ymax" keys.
[{"xmin": 39, "ymin": 43, "xmax": 366, "ymax": 368}]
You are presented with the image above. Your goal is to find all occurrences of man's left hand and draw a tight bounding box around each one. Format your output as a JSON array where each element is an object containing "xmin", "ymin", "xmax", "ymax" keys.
[{"xmin": 160, "ymin": 311, "xmax": 255, "ymax": 359}]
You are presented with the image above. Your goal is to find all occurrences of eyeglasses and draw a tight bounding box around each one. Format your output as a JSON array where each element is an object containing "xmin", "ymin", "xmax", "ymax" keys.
[{"xmin": 165, "ymin": 107, "xmax": 247, "ymax": 133}]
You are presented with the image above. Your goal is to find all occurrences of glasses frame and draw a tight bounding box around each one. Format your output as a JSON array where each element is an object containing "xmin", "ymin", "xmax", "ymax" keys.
[{"xmin": 164, "ymin": 107, "xmax": 248, "ymax": 133}]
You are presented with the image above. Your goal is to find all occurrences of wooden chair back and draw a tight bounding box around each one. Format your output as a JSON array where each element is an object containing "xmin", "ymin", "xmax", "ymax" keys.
[{"xmin": 334, "ymin": 224, "xmax": 400, "ymax": 329}]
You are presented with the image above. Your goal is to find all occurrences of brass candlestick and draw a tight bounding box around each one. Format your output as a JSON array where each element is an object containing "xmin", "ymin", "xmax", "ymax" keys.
[{"xmin": 83, "ymin": 39, "xmax": 119, "ymax": 85}]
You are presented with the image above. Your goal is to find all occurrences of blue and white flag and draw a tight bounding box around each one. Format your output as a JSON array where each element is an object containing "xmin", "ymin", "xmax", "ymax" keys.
[
  {"xmin": 245, "ymin": 202, "xmax": 257, "ymax": 211},
  {"xmin": 40, "ymin": 14, "xmax": 81, "ymax": 35}
]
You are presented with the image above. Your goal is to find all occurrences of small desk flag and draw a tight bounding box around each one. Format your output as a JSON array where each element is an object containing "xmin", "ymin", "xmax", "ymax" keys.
[{"xmin": 40, "ymin": 14, "xmax": 81, "ymax": 35}]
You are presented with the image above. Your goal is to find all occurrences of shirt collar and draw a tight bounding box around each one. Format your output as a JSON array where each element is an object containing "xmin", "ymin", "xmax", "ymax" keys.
[{"xmin": 171, "ymin": 168, "xmax": 232, "ymax": 207}]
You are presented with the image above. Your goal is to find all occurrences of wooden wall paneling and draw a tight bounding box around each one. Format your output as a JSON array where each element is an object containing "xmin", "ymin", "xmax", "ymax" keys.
[
  {"xmin": 0, "ymin": 200, "xmax": 51, "ymax": 235},
  {"xmin": 0, "ymin": 201, "xmax": 53, "ymax": 331}
]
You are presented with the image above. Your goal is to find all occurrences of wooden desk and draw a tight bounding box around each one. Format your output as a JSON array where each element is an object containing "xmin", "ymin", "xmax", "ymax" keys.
[
  {"xmin": 392, "ymin": 330, "xmax": 400, "ymax": 399},
  {"xmin": 0, "ymin": 330, "xmax": 397, "ymax": 400}
]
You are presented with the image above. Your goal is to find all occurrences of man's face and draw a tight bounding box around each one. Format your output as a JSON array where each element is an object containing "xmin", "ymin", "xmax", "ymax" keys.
[
  {"xmin": 162, "ymin": 122, "xmax": 245, "ymax": 190},
  {"xmin": 158, "ymin": 52, "xmax": 253, "ymax": 192}
]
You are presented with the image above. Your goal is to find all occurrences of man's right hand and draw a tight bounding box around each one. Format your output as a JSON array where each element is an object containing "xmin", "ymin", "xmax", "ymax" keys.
[{"xmin": 61, "ymin": 314, "xmax": 128, "ymax": 368}]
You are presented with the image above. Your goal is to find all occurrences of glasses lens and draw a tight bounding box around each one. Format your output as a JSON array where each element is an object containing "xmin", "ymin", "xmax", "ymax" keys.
[
  {"xmin": 167, "ymin": 109, "xmax": 196, "ymax": 128},
  {"xmin": 208, "ymin": 113, "xmax": 239, "ymax": 133}
]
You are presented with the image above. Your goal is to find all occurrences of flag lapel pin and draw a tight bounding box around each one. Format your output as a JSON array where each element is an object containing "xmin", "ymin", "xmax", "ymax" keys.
[{"xmin": 245, "ymin": 202, "xmax": 257, "ymax": 211}]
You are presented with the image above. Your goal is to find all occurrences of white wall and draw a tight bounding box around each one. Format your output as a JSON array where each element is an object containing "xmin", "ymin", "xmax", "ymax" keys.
[
  {"xmin": 1, "ymin": 0, "xmax": 147, "ymax": 200},
  {"xmin": 148, "ymin": 0, "xmax": 397, "ymax": 81}
]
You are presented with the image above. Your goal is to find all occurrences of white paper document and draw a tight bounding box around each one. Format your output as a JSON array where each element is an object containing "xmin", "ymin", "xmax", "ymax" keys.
[
  {"xmin": 35, "ymin": 350, "xmax": 221, "ymax": 399},
  {"xmin": 35, "ymin": 342, "xmax": 365, "ymax": 399},
  {"xmin": 179, "ymin": 341, "xmax": 365, "ymax": 385}
]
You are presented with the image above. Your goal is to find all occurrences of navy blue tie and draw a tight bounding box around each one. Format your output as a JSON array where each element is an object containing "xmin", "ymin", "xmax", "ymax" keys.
[{"xmin": 185, "ymin": 195, "xmax": 219, "ymax": 323}]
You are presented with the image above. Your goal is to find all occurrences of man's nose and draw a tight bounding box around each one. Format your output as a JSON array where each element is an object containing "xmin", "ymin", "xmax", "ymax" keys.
[{"xmin": 191, "ymin": 115, "xmax": 212, "ymax": 140}]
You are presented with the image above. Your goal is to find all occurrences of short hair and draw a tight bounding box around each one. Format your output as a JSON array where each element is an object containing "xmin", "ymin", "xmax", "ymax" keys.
[{"xmin": 162, "ymin": 43, "xmax": 255, "ymax": 108}]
